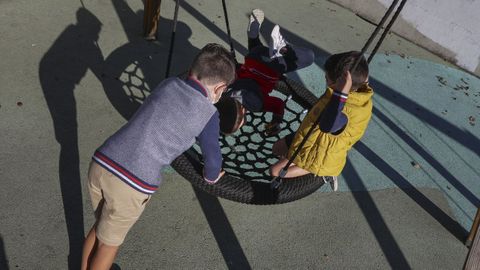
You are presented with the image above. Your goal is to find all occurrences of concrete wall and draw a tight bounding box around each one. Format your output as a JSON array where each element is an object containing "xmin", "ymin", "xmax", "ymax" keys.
[{"xmin": 330, "ymin": 0, "xmax": 480, "ymax": 76}]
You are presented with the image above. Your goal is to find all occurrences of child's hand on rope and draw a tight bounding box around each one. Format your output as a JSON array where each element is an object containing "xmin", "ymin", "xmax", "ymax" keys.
[{"xmin": 337, "ymin": 70, "xmax": 352, "ymax": 94}]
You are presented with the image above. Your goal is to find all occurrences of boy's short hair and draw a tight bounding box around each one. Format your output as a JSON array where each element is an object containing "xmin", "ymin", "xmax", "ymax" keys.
[
  {"xmin": 324, "ymin": 51, "xmax": 369, "ymax": 90},
  {"xmin": 215, "ymin": 97, "xmax": 245, "ymax": 135},
  {"xmin": 190, "ymin": 43, "xmax": 236, "ymax": 86}
]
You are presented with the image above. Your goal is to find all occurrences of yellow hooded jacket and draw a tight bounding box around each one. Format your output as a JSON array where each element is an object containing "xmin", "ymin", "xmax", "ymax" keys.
[{"xmin": 287, "ymin": 86, "xmax": 374, "ymax": 176}]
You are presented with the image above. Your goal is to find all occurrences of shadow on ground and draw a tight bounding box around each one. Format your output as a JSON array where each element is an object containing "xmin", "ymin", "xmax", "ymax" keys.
[
  {"xmin": 39, "ymin": 8, "xmax": 103, "ymax": 268},
  {"xmin": 37, "ymin": 1, "xmax": 474, "ymax": 268}
]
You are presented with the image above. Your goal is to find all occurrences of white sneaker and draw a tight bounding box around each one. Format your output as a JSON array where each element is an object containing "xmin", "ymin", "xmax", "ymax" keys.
[
  {"xmin": 269, "ymin": 24, "xmax": 287, "ymax": 58},
  {"xmin": 247, "ymin": 9, "xmax": 264, "ymax": 39},
  {"xmin": 323, "ymin": 176, "xmax": 338, "ymax": 192}
]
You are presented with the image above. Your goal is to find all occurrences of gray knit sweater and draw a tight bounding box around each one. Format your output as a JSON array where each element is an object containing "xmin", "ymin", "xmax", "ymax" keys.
[{"xmin": 93, "ymin": 77, "xmax": 217, "ymax": 194}]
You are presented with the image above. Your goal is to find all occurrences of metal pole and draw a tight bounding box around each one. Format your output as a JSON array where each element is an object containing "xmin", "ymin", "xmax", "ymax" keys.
[
  {"xmin": 351, "ymin": 0, "xmax": 400, "ymax": 71},
  {"xmin": 368, "ymin": 0, "xmax": 407, "ymax": 64},
  {"xmin": 165, "ymin": 0, "xmax": 180, "ymax": 78},
  {"xmin": 221, "ymin": 0, "xmax": 237, "ymax": 63}
]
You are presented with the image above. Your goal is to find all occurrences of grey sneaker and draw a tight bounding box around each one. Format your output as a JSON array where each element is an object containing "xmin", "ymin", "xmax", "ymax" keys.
[
  {"xmin": 269, "ymin": 24, "xmax": 287, "ymax": 58},
  {"xmin": 323, "ymin": 176, "xmax": 338, "ymax": 191},
  {"xmin": 247, "ymin": 9, "xmax": 264, "ymax": 39}
]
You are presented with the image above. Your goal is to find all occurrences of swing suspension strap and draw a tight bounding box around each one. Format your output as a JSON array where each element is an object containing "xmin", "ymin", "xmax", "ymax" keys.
[
  {"xmin": 165, "ymin": 0, "xmax": 181, "ymax": 78},
  {"xmin": 271, "ymin": 0, "xmax": 408, "ymax": 189},
  {"xmin": 368, "ymin": 0, "xmax": 407, "ymax": 64},
  {"xmin": 353, "ymin": 0, "xmax": 402, "ymax": 69},
  {"xmin": 166, "ymin": 0, "xmax": 236, "ymax": 77},
  {"xmin": 221, "ymin": 0, "xmax": 237, "ymax": 63}
]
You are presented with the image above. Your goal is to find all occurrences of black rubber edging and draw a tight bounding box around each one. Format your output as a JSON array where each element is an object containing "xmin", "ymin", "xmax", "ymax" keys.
[{"xmin": 171, "ymin": 78, "xmax": 325, "ymax": 205}]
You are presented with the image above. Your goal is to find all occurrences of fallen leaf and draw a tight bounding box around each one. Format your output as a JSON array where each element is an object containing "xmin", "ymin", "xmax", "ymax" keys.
[
  {"xmin": 411, "ymin": 161, "xmax": 421, "ymax": 169},
  {"xmin": 469, "ymin": 116, "xmax": 476, "ymax": 126}
]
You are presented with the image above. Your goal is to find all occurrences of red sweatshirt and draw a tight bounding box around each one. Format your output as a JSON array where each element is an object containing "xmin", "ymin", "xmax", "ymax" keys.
[{"xmin": 237, "ymin": 57, "xmax": 285, "ymax": 116}]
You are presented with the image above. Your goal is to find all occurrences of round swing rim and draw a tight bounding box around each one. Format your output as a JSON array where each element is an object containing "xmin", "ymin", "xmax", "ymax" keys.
[{"xmin": 171, "ymin": 77, "xmax": 326, "ymax": 205}]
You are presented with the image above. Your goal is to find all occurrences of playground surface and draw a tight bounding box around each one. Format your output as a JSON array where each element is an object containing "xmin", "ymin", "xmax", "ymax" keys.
[{"xmin": 0, "ymin": 0, "xmax": 478, "ymax": 269}]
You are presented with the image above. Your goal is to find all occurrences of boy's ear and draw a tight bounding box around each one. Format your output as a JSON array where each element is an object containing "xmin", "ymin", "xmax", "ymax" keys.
[
  {"xmin": 325, "ymin": 74, "xmax": 334, "ymax": 86},
  {"xmin": 213, "ymin": 82, "xmax": 227, "ymax": 94}
]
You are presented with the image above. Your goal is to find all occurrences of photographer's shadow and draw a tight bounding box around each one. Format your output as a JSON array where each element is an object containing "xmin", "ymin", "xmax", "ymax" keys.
[{"xmin": 39, "ymin": 8, "xmax": 104, "ymax": 269}]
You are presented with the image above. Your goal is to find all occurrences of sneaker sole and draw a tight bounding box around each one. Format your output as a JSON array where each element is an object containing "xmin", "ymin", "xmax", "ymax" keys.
[
  {"xmin": 248, "ymin": 9, "xmax": 264, "ymax": 38},
  {"xmin": 251, "ymin": 9, "xmax": 264, "ymax": 26},
  {"xmin": 270, "ymin": 25, "xmax": 285, "ymax": 58}
]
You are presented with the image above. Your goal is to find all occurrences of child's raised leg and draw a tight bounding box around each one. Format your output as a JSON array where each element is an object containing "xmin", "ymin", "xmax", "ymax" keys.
[
  {"xmin": 265, "ymin": 113, "xmax": 283, "ymax": 136},
  {"xmin": 262, "ymin": 95, "xmax": 285, "ymax": 136},
  {"xmin": 269, "ymin": 25, "xmax": 315, "ymax": 73},
  {"xmin": 247, "ymin": 9, "xmax": 265, "ymax": 51}
]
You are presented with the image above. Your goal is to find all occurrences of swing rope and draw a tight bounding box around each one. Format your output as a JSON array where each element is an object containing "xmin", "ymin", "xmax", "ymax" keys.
[
  {"xmin": 271, "ymin": 0, "xmax": 408, "ymax": 189},
  {"xmin": 165, "ymin": 0, "xmax": 181, "ymax": 78},
  {"xmin": 368, "ymin": 0, "xmax": 407, "ymax": 64},
  {"xmin": 221, "ymin": 0, "xmax": 237, "ymax": 63},
  {"xmin": 165, "ymin": 0, "xmax": 236, "ymax": 77}
]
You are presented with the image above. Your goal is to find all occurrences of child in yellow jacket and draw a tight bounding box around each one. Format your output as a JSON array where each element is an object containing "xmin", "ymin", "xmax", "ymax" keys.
[{"xmin": 270, "ymin": 51, "xmax": 373, "ymax": 191}]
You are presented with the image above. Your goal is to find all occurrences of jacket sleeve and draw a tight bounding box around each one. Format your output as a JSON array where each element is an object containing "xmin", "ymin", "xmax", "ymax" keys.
[
  {"xmin": 196, "ymin": 111, "xmax": 223, "ymax": 183},
  {"xmin": 319, "ymin": 90, "xmax": 348, "ymax": 134}
]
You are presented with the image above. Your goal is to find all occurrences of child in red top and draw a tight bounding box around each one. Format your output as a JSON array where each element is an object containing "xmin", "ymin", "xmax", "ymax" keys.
[{"xmin": 224, "ymin": 9, "xmax": 315, "ymax": 135}]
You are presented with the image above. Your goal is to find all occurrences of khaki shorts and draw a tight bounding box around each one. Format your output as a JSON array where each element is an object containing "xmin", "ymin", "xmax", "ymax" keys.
[{"xmin": 88, "ymin": 161, "xmax": 151, "ymax": 246}]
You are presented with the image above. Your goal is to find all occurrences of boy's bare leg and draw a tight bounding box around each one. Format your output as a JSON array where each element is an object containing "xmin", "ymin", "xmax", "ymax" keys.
[
  {"xmin": 81, "ymin": 225, "xmax": 97, "ymax": 270},
  {"xmin": 89, "ymin": 242, "xmax": 119, "ymax": 270},
  {"xmin": 81, "ymin": 225, "xmax": 119, "ymax": 270},
  {"xmin": 270, "ymin": 158, "xmax": 310, "ymax": 178}
]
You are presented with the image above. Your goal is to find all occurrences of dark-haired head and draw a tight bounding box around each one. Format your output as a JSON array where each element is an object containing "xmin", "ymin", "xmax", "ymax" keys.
[
  {"xmin": 215, "ymin": 97, "xmax": 246, "ymax": 135},
  {"xmin": 324, "ymin": 51, "xmax": 369, "ymax": 90}
]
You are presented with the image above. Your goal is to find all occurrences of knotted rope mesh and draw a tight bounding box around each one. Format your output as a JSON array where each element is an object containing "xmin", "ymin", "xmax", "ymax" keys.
[{"xmin": 193, "ymin": 89, "xmax": 309, "ymax": 182}]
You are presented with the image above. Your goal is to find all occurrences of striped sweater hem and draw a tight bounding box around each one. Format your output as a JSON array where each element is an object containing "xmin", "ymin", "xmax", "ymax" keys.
[{"xmin": 92, "ymin": 151, "xmax": 158, "ymax": 194}]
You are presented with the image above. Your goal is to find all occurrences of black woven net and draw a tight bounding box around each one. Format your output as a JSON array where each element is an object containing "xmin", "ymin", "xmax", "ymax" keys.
[{"xmin": 192, "ymin": 90, "xmax": 309, "ymax": 181}]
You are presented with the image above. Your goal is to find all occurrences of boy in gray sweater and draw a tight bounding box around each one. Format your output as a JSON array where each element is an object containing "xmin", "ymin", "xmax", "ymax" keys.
[{"xmin": 81, "ymin": 43, "xmax": 236, "ymax": 270}]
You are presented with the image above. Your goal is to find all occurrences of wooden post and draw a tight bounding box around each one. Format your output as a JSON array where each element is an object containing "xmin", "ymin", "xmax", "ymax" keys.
[
  {"xmin": 464, "ymin": 207, "xmax": 480, "ymax": 269},
  {"xmin": 143, "ymin": 0, "xmax": 162, "ymax": 40},
  {"xmin": 467, "ymin": 208, "xmax": 480, "ymax": 247}
]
